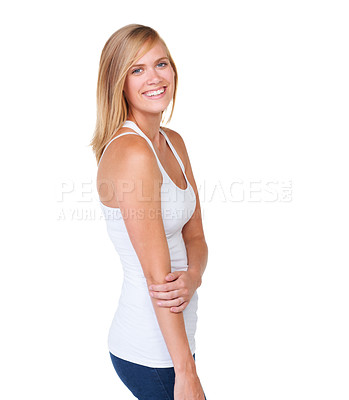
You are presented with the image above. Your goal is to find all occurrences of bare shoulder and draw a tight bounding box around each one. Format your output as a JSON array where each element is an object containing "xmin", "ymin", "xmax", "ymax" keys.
[
  {"xmin": 161, "ymin": 126, "xmax": 185, "ymax": 146},
  {"xmin": 98, "ymin": 128, "xmax": 154, "ymax": 175},
  {"xmin": 97, "ymin": 128, "xmax": 161, "ymax": 206}
]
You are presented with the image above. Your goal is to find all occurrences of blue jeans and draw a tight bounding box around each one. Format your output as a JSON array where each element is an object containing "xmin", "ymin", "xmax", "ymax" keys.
[{"xmin": 109, "ymin": 352, "xmax": 207, "ymax": 400}]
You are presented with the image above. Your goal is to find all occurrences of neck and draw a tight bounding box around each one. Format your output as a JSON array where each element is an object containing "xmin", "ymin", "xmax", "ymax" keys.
[{"xmin": 127, "ymin": 112, "xmax": 163, "ymax": 148}]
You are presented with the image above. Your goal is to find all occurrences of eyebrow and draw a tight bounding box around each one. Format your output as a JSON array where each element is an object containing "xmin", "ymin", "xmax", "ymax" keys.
[{"xmin": 130, "ymin": 57, "xmax": 169, "ymax": 68}]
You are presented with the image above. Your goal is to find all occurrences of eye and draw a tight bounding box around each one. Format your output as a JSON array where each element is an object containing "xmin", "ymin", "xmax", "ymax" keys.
[
  {"xmin": 131, "ymin": 62, "xmax": 168, "ymax": 75},
  {"xmin": 131, "ymin": 68, "xmax": 143, "ymax": 75}
]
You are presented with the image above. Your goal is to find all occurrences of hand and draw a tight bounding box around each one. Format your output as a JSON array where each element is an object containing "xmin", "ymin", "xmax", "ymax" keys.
[
  {"xmin": 148, "ymin": 270, "xmax": 200, "ymax": 313},
  {"xmin": 174, "ymin": 369, "xmax": 206, "ymax": 400}
]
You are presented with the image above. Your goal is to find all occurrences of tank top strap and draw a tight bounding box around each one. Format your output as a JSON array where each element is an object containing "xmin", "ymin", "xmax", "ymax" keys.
[
  {"xmin": 159, "ymin": 128, "xmax": 186, "ymax": 173},
  {"xmin": 98, "ymin": 131, "xmax": 138, "ymax": 167},
  {"xmin": 122, "ymin": 120, "xmax": 166, "ymax": 174}
]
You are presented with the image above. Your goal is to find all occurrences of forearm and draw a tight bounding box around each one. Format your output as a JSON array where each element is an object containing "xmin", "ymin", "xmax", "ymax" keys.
[
  {"xmin": 185, "ymin": 237, "xmax": 208, "ymax": 287},
  {"xmin": 147, "ymin": 280, "xmax": 196, "ymax": 373}
]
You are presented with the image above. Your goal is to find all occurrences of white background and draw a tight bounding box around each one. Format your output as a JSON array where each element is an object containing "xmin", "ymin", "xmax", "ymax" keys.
[{"xmin": 1, "ymin": 0, "xmax": 348, "ymax": 399}]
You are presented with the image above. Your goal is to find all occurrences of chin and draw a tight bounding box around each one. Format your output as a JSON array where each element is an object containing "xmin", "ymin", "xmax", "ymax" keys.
[{"xmin": 145, "ymin": 103, "xmax": 171, "ymax": 114}]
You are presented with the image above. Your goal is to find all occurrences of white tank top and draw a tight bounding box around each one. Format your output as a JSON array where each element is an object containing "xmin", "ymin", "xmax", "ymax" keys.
[{"xmin": 98, "ymin": 120, "xmax": 198, "ymax": 367}]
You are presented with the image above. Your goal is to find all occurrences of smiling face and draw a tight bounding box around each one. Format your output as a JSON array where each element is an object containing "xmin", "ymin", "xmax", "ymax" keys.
[{"xmin": 123, "ymin": 40, "xmax": 175, "ymax": 118}]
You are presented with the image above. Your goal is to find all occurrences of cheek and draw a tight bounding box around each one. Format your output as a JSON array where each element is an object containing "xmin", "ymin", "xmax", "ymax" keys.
[
  {"xmin": 166, "ymin": 71, "xmax": 175, "ymax": 95},
  {"xmin": 166, "ymin": 67, "xmax": 175, "ymax": 83},
  {"xmin": 123, "ymin": 79, "xmax": 138, "ymax": 101},
  {"xmin": 161, "ymin": 69, "xmax": 174, "ymax": 90}
]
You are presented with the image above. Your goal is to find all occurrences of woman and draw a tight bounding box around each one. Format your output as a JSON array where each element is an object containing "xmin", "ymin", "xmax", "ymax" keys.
[{"xmin": 91, "ymin": 24, "xmax": 208, "ymax": 400}]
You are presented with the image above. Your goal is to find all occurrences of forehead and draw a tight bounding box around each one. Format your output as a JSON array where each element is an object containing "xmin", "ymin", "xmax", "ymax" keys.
[{"xmin": 134, "ymin": 41, "xmax": 168, "ymax": 63}]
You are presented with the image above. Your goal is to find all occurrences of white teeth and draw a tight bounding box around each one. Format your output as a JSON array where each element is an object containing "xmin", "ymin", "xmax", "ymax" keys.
[{"xmin": 144, "ymin": 88, "xmax": 165, "ymax": 97}]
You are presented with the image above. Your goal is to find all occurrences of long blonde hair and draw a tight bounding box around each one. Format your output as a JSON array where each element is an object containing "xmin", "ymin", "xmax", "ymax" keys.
[{"xmin": 89, "ymin": 24, "xmax": 178, "ymax": 165}]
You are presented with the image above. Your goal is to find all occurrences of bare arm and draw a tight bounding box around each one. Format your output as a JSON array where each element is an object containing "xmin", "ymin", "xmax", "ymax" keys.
[
  {"xmin": 102, "ymin": 136, "xmax": 197, "ymax": 373},
  {"xmin": 181, "ymin": 133, "xmax": 208, "ymax": 285},
  {"xmin": 148, "ymin": 129, "xmax": 208, "ymax": 312}
]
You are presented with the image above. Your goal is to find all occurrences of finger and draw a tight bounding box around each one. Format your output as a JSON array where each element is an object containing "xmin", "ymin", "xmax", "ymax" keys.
[
  {"xmin": 156, "ymin": 297, "xmax": 185, "ymax": 308},
  {"xmin": 150, "ymin": 289, "xmax": 181, "ymax": 300},
  {"xmin": 165, "ymin": 273, "xmax": 176, "ymax": 281},
  {"xmin": 170, "ymin": 301, "xmax": 188, "ymax": 313},
  {"xmin": 149, "ymin": 282, "xmax": 177, "ymax": 292}
]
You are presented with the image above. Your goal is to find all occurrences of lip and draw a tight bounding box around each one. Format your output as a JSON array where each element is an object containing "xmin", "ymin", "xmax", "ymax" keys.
[
  {"xmin": 142, "ymin": 86, "xmax": 168, "ymax": 100},
  {"xmin": 142, "ymin": 86, "xmax": 167, "ymax": 95}
]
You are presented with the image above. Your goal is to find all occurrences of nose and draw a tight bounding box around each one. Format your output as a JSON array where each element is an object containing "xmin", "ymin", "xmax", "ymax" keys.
[{"xmin": 146, "ymin": 67, "xmax": 161, "ymax": 85}]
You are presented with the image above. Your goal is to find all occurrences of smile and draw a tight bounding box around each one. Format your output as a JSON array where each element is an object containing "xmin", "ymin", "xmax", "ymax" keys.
[{"xmin": 142, "ymin": 87, "xmax": 167, "ymax": 98}]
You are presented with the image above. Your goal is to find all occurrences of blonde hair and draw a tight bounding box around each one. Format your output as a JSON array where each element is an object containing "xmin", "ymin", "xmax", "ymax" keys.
[{"xmin": 89, "ymin": 24, "xmax": 178, "ymax": 164}]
